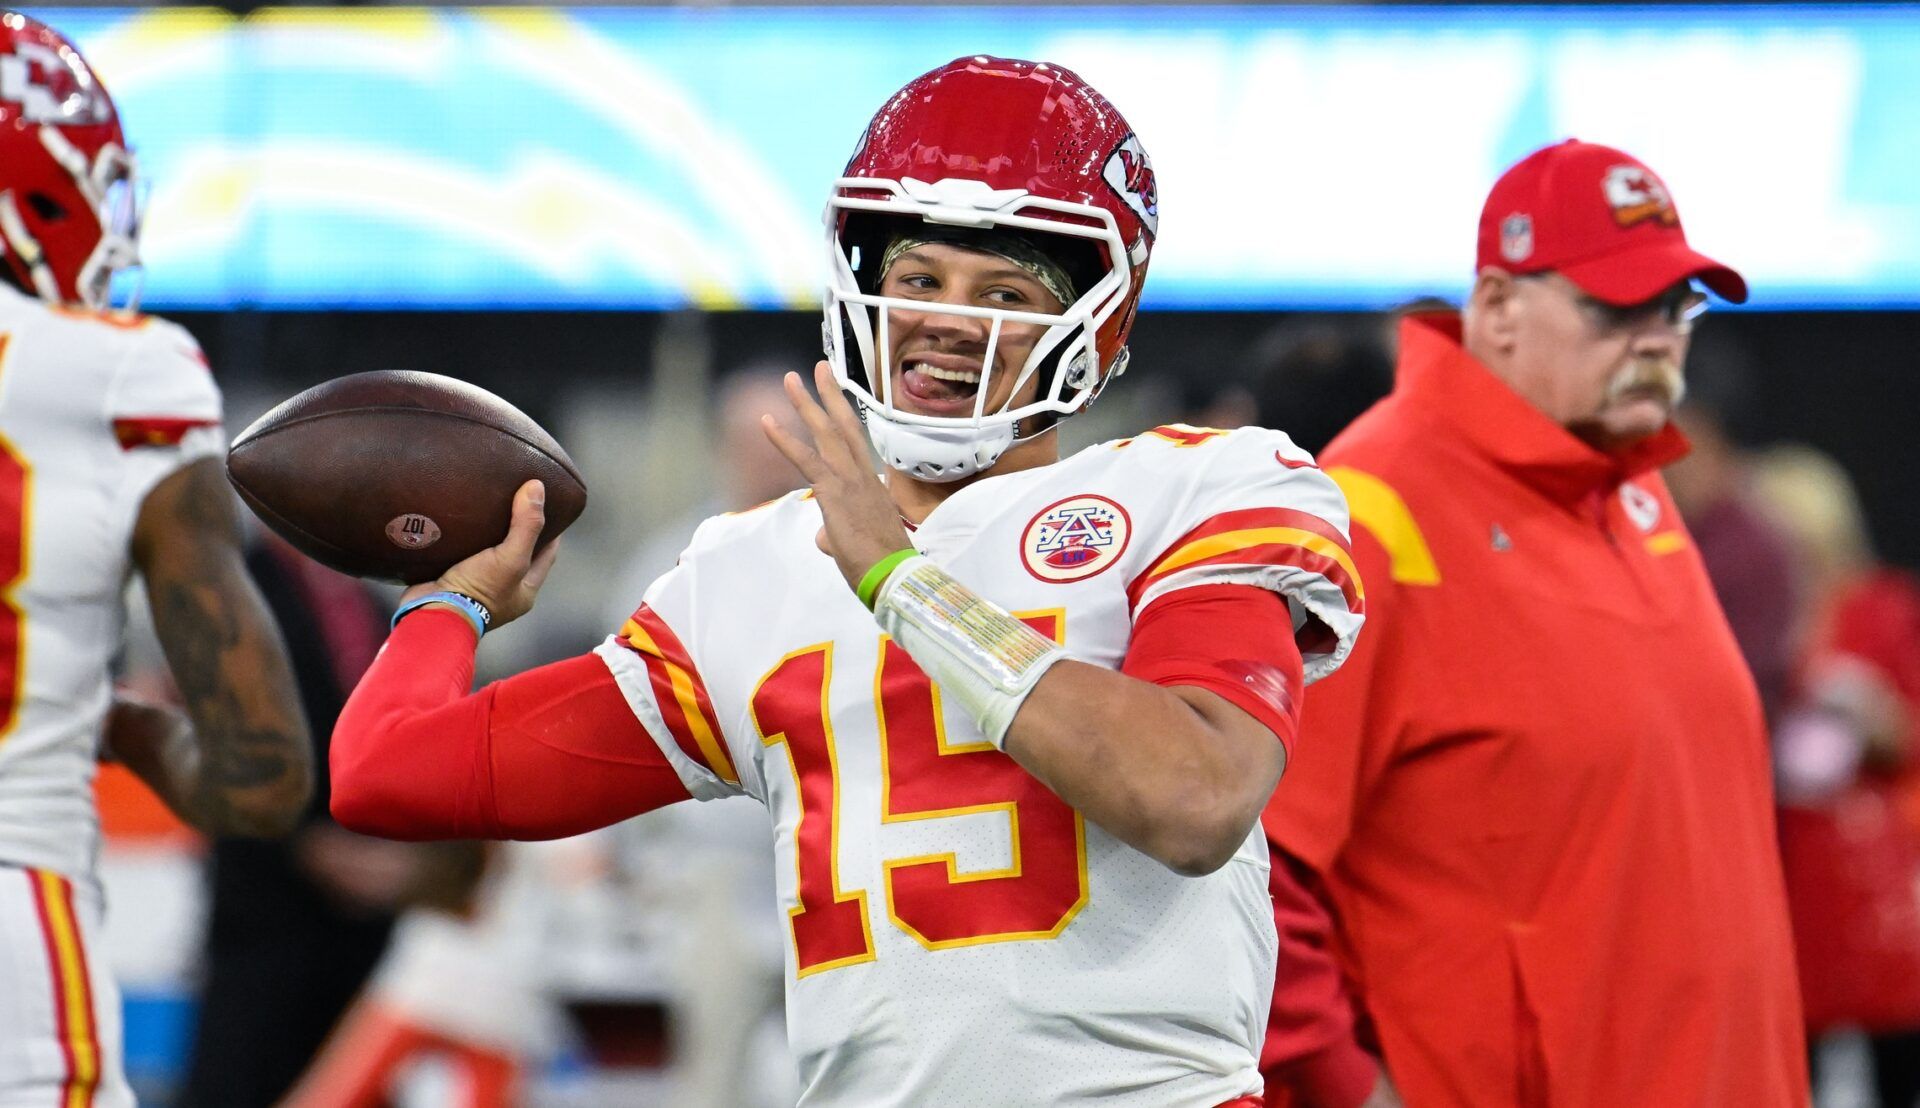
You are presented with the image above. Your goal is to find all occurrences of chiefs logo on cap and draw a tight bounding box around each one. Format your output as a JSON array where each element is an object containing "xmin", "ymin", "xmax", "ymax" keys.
[{"xmin": 1602, "ymin": 165, "xmax": 1678, "ymax": 229}]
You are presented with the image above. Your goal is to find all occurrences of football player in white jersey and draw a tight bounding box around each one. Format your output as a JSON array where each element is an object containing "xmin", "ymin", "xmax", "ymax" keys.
[
  {"xmin": 330, "ymin": 57, "xmax": 1362, "ymax": 1106},
  {"xmin": 0, "ymin": 14, "xmax": 311, "ymax": 1107}
]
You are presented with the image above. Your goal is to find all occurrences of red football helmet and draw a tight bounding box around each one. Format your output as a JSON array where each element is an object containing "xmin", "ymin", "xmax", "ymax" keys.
[
  {"xmin": 824, "ymin": 56, "xmax": 1158, "ymax": 481},
  {"xmin": 0, "ymin": 12, "xmax": 141, "ymax": 311}
]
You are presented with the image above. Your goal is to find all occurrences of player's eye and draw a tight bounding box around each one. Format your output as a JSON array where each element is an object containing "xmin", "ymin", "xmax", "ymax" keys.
[{"xmin": 983, "ymin": 286, "xmax": 1029, "ymax": 305}]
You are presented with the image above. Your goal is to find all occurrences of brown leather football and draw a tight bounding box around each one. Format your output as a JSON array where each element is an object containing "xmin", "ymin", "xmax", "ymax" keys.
[{"xmin": 226, "ymin": 370, "xmax": 588, "ymax": 584}]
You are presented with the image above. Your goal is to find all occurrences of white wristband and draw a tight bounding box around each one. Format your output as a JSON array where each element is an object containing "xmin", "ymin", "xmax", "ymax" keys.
[{"xmin": 871, "ymin": 555, "xmax": 1066, "ymax": 749}]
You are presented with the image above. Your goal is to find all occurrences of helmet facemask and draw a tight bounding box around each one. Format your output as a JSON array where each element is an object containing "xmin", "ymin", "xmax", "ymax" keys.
[
  {"xmin": 823, "ymin": 177, "xmax": 1134, "ymax": 483},
  {"xmin": 83, "ymin": 145, "xmax": 146, "ymax": 313}
]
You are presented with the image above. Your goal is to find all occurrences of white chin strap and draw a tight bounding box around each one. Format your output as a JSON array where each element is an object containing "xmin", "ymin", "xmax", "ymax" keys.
[{"xmin": 863, "ymin": 404, "xmax": 1016, "ymax": 483}]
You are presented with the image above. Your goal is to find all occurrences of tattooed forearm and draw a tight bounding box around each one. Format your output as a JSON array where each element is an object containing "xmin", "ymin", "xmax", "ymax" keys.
[
  {"xmin": 133, "ymin": 459, "xmax": 312, "ymax": 838},
  {"xmin": 154, "ymin": 578, "xmax": 306, "ymax": 815}
]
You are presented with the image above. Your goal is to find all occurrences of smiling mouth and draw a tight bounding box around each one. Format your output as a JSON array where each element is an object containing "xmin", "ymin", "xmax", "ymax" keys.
[{"xmin": 895, "ymin": 359, "xmax": 984, "ymax": 414}]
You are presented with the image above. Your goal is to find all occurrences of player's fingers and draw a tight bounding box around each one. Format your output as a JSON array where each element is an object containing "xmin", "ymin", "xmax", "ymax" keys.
[
  {"xmin": 523, "ymin": 536, "xmax": 562, "ymax": 593},
  {"xmin": 762, "ymin": 414, "xmax": 823, "ymax": 481},
  {"xmin": 497, "ymin": 479, "xmax": 546, "ymax": 566},
  {"xmin": 782, "ymin": 370, "xmax": 832, "ymax": 436},
  {"xmin": 783, "ymin": 371, "xmax": 849, "ymax": 467},
  {"xmin": 814, "ymin": 361, "xmax": 866, "ymax": 446}
]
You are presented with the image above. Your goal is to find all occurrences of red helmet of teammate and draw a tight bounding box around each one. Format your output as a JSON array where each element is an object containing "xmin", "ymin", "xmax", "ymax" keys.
[
  {"xmin": 0, "ymin": 12, "xmax": 141, "ymax": 311},
  {"xmin": 824, "ymin": 56, "xmax": 1158, "ymax": 481}
]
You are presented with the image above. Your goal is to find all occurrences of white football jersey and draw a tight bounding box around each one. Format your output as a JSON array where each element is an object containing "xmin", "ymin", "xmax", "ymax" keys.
[
  {"xmin": 595, "ymin": 424, "xmax": 1362, "ymax": 1107},
  {"xmin": 0, "ymin": 285, "xmax": 222, "ymax": 883}
]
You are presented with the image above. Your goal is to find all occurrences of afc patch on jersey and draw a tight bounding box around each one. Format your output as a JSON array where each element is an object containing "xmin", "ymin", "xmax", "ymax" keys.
[{"xmin": 1021, "ymin": 494, "xmax": 1130, "ymax": 583}]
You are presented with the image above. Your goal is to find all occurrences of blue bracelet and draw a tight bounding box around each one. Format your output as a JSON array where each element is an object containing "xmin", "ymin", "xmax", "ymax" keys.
[{"xmin": 391, "ymin": 591, "xmax": 492, "ymax": 640}]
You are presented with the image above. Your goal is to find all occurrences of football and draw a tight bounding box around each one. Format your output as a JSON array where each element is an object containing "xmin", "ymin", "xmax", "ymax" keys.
[{"xmin": 226, "ymin": 370, "xmax": 588, "ymax": 584}]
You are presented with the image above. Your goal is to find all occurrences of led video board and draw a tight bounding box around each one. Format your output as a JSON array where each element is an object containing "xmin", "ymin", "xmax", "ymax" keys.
[{"xmin": 41, "ymin": 6, "xmax": 1920, "ymax": 309}]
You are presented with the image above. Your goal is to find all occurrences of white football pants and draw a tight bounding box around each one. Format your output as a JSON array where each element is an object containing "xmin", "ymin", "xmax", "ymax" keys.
[{"xmin": 0, "ymin": 865, "xmax": 134, "ymax": 1108}]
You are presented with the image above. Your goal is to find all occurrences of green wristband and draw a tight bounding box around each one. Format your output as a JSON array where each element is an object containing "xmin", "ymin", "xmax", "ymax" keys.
[{"xmin": 857, "ymin": 548, "xmax": 919, "ymax": 610}]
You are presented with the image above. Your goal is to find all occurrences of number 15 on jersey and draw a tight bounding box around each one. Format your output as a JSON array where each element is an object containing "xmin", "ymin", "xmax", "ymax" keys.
[{"xmin": 752, "ymin": 612, "xmax": 1086, "ymax": 976}]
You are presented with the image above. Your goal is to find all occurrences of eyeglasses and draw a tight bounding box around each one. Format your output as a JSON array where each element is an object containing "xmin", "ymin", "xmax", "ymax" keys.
[{"xmin": 1518, "ymin": 274, "xmax": 1710, "ymax": 336}]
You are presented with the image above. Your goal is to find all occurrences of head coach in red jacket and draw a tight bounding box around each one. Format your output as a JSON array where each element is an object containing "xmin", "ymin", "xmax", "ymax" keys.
[{"xmin": 1258, "ymin": 140, "xmax": 1808, "ymax": 1108}]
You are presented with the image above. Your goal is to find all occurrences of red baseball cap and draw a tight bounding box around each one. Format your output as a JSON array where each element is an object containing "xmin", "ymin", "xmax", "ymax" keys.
[{"xmin": 1476, "ymin": 139, "xmax": 1747, "ymax": 305}]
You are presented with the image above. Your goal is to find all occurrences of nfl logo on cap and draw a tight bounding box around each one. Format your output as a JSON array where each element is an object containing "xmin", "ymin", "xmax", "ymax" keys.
[{"xmin": 1500, "ymin": 213, "xmax": 1533, "ymax": 263}]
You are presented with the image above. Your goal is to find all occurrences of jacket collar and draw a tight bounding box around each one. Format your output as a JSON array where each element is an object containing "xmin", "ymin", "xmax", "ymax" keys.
[{"xmin": 1393, "ymin": 312, "xmax": 1689, "ymax": 506}]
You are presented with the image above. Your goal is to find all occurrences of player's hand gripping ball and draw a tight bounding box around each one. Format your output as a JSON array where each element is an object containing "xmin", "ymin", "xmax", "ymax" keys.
[{"xmin": 225, "ymin": 370, "xmax": 588, "ymax": 584}]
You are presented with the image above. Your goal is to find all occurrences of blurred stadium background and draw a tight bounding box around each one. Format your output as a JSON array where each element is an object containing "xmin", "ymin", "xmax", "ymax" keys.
[{"xmin": 45, "ymin": 3, "xmax": 1920, "ymax": 1106}]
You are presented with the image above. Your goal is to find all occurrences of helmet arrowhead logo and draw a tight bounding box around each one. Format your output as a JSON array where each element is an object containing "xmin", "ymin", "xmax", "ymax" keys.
[
  {"xmin": 1103, "ymin": 134, "xmax": 1158, "ymax": 239},
  {"xmin": 0, "ymin": 41, "xmax": 110, "ymax": 126}
]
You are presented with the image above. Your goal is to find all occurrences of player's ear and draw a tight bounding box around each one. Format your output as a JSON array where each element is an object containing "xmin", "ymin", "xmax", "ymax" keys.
[{"xmin": 1464, "ymin": 267, "xmax": 1521, "ymax": 358}]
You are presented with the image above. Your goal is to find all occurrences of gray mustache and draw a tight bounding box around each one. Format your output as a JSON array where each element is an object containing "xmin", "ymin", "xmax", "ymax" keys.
[{"xmin": 1605, "ymin": 359, "xmax": 1686, "ymax": 406}]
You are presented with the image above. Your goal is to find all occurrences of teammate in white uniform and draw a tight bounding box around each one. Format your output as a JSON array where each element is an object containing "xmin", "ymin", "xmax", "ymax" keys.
[
  {"xmin": 0, "ymin": 15, "xmax": 311, "ymax": 1107},
  {"xmin": 330, "ymin": 57, "xmax": 1362, "ymax": 1106}
]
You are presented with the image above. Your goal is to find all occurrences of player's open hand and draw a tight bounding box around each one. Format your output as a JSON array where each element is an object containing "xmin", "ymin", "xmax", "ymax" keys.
[
  {"xmin": 763, "ymin": 361, "xmax": 913, "ymax": 596},
  {"xmin": 403, "ymin": 479, "xmax": 561, "ymax": 628}
]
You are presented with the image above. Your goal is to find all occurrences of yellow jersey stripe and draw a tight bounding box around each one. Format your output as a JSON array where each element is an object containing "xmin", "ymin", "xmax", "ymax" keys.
[
  {"xmin": 1149, "ymin": 526, "xmax": 1365, "ymax": 600},
  {"xmin": 623, "ymin": 621, "xmax": 740, "ymax": 784}
]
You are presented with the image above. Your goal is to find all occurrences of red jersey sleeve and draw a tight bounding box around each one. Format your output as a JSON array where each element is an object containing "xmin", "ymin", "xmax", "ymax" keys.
[
  {"xmin": 1118, "ymin": 427, "xmax": 1364, "ymax": 687},
  {"xmin": 1122, "ymin": 583, "xmax": 1304, "ymax": 754},
  {"xmin": 330, "ymin": 608, "xmax": 691, "ymax": 841}
]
